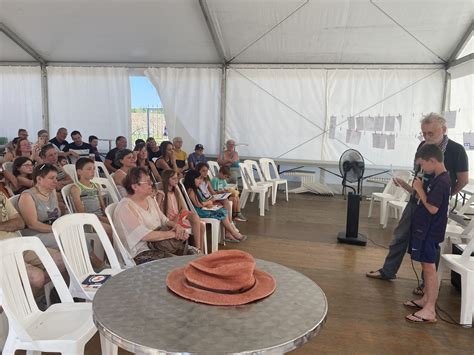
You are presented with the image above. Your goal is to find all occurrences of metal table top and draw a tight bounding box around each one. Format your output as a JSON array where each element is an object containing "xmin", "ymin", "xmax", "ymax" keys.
[{"xmin": 93, "ymin": 255, "xmax": 327, "ymax": 354}]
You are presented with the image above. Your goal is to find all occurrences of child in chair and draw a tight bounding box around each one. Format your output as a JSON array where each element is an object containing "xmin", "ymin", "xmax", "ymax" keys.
[
  {"xmin": 211, "ymin": 166, "xmax": 247, "ymax": 222},
  {"xmin": 404, "ymin": 144, "xmax": 450, "ymax": 324}
]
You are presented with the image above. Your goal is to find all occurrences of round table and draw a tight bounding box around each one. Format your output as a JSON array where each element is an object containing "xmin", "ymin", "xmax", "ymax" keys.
[{"xmin": 93, "ymin": 256, "xmax": 327, "ymax": 354}]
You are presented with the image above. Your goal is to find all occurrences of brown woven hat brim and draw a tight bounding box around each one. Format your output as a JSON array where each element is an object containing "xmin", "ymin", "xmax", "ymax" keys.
[{"xmin": 166, "ymin": 267, "xmax": 276, "ymax": 306}]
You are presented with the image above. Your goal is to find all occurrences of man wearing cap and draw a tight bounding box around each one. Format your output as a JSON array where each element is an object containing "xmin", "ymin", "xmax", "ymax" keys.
[{"xmin": 188, "ymin": 144, "xmax": 208, "ymax": 170}]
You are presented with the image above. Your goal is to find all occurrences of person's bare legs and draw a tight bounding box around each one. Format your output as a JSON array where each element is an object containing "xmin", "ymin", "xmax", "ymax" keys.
[
  {"xmin": 26, "ymin": 264, "xmax": 47, "ymax": 295},
  {"xmin": 187, "ymin": 212, "xmax": 202, "ymax": 250},
  {"xmin": 222, "ymin": 218, "xmax": 243, "ymax": 240},
  {"xmin": 406, "ymin": 263, "xmax": 438, "ymax": 321},
  {"xmin": 229, "ymin": 195, "xmax": 240, "ymax": 213}
]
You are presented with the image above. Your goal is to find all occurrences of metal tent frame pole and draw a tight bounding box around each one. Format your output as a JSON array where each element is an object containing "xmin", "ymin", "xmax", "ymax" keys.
[{"xmin": 0, "ymin": 22, "xmax": 49, "ymax": 131}]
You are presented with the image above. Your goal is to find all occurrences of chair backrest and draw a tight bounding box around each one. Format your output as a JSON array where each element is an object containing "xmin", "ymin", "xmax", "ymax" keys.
[
  {"xmin": 244, "ymin": 160, "xmax": 266, "ymax": 183},
  {"xmin": 259, "ymin": 158, "xmax": 281, "ymax": 180},
  {"xmin": 94, "ymin": 161, "xmax": 112, "ymax": 180},
  {"xmin": 178, "ymin": 179, "xmax": 198, "ymax": 214},
  {"xmin": 0, "ymin": 237, "xmax": 73, "ymax": 340},
  {"xmin": 207, "ymin": 161, "xmax": 220, "ymax": 178},
  {"xmin": 61, "ymin": 183, "xmax": 76, "ymax": 214},
  {"xmin": 239, "ymin": 162, "xmax": 257, "ymax": 190},
  {"xmin": 52, "ymin": 214, "xmax": 121, "ymax": 291},
  {"xmin": 105, "ymin": 203, "xmax": 136, "ymax": 268},
  {"xmin": 62, "ymin": 164, "xmax": 78, "ymax": 183},
  {"xmin": 91, "ymin": 177, "xmax": 121, "ymax": 204}
]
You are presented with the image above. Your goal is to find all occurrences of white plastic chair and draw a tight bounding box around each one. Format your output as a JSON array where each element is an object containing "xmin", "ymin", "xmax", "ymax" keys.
[
  {"xmin": 244, "ymin": 160, "xmax": 273, "ymax": 204},
  {"xmin": 0, "ymin": 237, "xmax": 96, "ymax": 354},
  {"xmin": 179, "ymin": 179, "xmax": 221, "ymax": 253},
  {"xmin": 94, "ymin": 161, "xmax": 112, "ymax": 180},
  {"xmin": 368, "ymin": 170, "xmax": 412, "ymax": 225},
  {"xmin": 240, "ymin": 162, "xmax": 270, "ymax": 217},
  {"xmin": 63, "ymin": 164, "xmax": 78, "ymax": 183},
  {"xmin": 259, "ymin": 158, "xmax": 289, "ymax": 204},
  {"xmin": 91, "ymin": 177, "xmax": 121, "ymax": 204},
  {"xmin": 438, "ymin": 236, "xmax": 474, "ymax": 327},
  {"xmin": 61, "ymin": 183, "xmax": 76, "ymax": 214},
  {"xmin": 105, "ymin": 203, "xmax": 137, "ymax": 268},
  {"xmin": 52, "ymin": 213, "xmax": 123, "ymax": 301},
  {"xmin": 382, "ymin": 188, "xmax": 410, "ymax": 229},
  {"xmin": 207, "ymin": 161, "xmax": 220, "ymax": 178}
]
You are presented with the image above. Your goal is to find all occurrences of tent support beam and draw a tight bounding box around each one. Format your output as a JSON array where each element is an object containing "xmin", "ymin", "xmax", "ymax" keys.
[
  {"xmin": 448, "ymin": 53, "xmax": 474, "ymax": 69},
  {"xmin": 0, "ymin": 22, "xmax": 50, "ymax": 131},
  {"xmin": 0, "ymin": 22, "xmax": 46, "ymax": 65},
  {"xmin": 441, "ymin": 71, "xmax": 450, "ymax": 112},
  {"xmin": 447, "ymin": 21, "xmax": 473, "ymax": 68},
  {"xmin": 198, "ymin": 0, "xmax": 229, "ymax": 153}
]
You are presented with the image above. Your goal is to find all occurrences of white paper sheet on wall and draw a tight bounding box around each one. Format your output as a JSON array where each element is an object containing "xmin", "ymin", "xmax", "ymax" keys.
[
  {"xmin": 347, "ymin": 116, "xmax": 355, "ymax": 130},
  {"xmin": 386, "ymin": 134, "xmax": 395, "ymax": 150},
  {"xmin": 374, "ymin": 115, "xmax": 384, "ymax": 131},
  {"xmin": 385, "ymin": 116, "xmax": 395, "ymax": 132},
  {"xmin": 346, "ymin": 129, "xmax": 361, "ymax": 145},
  {"xmin": 356, "ymin": 116, "xmax": 365, "ymax": 131},
  {"xmin": 372, "ymin": 133, "xmax": 385, "ymax": 149},
  {"xmin": 442, "ymin": 111, "xmax": 457, "ymax": 128},
  {"xmin": 463, "ymin": 132, "xmax": 474, "ymax": 150},
  {"xmin": 365, "ymin": 116, "xmax": 375, "ymax": 131},
  {"xmin": 329, "ymin": 116, "xmax": 337, "ymax": 139}
]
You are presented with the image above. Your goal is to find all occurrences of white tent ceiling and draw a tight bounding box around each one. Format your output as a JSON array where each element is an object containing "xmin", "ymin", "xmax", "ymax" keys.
[{"xmin": 0, "ymin": 0, "xmax": 472, "ymax": 65}]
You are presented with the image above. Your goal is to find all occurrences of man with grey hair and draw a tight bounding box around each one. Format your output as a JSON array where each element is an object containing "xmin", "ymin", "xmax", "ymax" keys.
[
  {"xmin": 367, "ymin": 112, "xmax": 468, "ymax": 291},
  {"xmin": 172, "ymin": 136, "xmax": 188, "ymax": 171}
]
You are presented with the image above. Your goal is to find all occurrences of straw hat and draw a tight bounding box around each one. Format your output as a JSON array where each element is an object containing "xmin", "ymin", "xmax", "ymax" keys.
[{"xmin": 166, "ymin": 250, "xmax": 276, "ymax": 306}]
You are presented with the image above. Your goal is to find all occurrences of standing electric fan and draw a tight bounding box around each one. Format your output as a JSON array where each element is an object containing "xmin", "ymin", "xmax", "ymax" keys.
[{"xmin": 336, "ymin": 149, "xmax": 367, "ymax": 246}]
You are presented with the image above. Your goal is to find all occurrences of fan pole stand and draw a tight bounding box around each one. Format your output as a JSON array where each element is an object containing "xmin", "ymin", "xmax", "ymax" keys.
[{"xmin": 337, "ymin": 192, "xmax": 367, "ymax": 246}]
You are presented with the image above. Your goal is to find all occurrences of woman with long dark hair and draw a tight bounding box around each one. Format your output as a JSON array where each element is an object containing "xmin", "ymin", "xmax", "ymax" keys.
[
  {"xmin": 184, "ymin": 170, "xmax": 245, "ymax": 243},
  {"xmin": 155, "ymin": 141, "xmax": 178, "ymax": 176},
  {"xmin": 133, "ymin": 142, "xmax": 161, "ymax": 184},
  {"xmin": 156, "ymin": 170, "xmax": 204, "ymax": 250},
  {"xmin": 12, "ymin": 156, "xmax": 34, "ymax": 194}
]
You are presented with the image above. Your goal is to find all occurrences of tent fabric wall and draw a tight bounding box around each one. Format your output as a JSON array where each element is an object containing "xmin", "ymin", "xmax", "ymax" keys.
[
  {"xmin": 145, "ymin": 67, "xmax": 221, "ymax": 154},
  {"xmin": 225, "ymin": 67, "xmax": 445, "ymax": 167},
  {"xmin": 47, "ymin": 67, "xmax": 131, "ymax": 145},
  {"xmin": 0, "ymin": 66, "xmax": 42, "ymax": 139},
  {"xmin": 448, "ymin": 60, "xmax": 474, "ymax": 176}
]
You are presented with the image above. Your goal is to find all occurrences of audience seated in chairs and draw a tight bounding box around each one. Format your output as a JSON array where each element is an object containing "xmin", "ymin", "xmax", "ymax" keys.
[
  {"xmin": 184, "ymin": 169, "xmax": 245, "ymax": 243},
  {"xmin": 67, "ymin": 130, "xmax": 93, "ymax": 164},
  {"xmin": 32, "ymin": 129, "xmax": 49, "ymax": 164},
  {"xmin": 49, "ymin": 127, "xmax": 78, "ymax": 160},
  {"xmin": 156, "ymin": 141, "xmax": 179, "ymax": 176},
  {"xmin": 218, "ymin": 139, "xmax": 240, "ymax": 183},
  {"xmin": 3, "ymin": 137, "xmax": 34, "ymax": 163},
  {"xmin": 112, "ymin": 167, "xmax": 199, "ymax": 265},
  {"xmin": 187, "ymin": 144, "xmax": 207, "ymax": 170},
  {"xmin": 146, "ymin": 137, "xmax": 161, "ymax": 162},
  {"xmin": 39, "ymin": 144, "xmax": 74, "ymax": 194},
  {"xmin": 133, "ymin": 142, "xmax": 161, "ymax": 184},
  {"xmin": 104, "ymin": 135, "xmax": 128, "ymax": 173},
  {"xmin": 17, "ymin": 163, "xmax": 62, "ymax": 248},
  {"xmin": 112, "ymin": 149, "xmax": 136, "ymax": 198},
  {"xmin": 211, "ymin": 165, "xmax": 247, "ymax": 222},
  {"xmin": 88, "ymin": 135, "xmax": 102, "ymax": 162},
  {"xmin": 11, "ymin": 157, "xmax": 34, "ymax": 195},
  {"xmin": 0, "ymin": 191, "xmax": 65, "ymax": 295},
  {"xmin": 155, "ymin": 170, "xmax": 204, "ymax": 251},
  {"xmin": 196, "ymin": 162, "xmax": 241, "ymax": 223},
  {"xmin": 70, "ymin": 157, "xmax": 113, "ymax": 237},
  {"xmin": 172, "ymin": 137, "xmax": 188, "ymax": 172}
]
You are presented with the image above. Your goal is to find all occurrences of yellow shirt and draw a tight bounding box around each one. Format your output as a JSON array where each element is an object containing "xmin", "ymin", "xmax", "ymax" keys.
[
  {"xmin": 0, "ymin": 193, "xmax": 21, "ymax": 240},
  {"xmin": 174, "ymin": 150, "xmax": 187, "ymax": 162}
]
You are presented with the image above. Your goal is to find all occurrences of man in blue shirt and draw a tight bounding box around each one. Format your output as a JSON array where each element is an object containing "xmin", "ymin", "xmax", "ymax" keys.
[{"xmin": 188, "ymin": 144, "xmax": 207, "ymax": 170}]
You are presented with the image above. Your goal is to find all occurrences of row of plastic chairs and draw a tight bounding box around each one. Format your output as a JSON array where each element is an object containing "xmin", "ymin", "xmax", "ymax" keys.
[{"xmin": 367, "ymin": 170, "xmax": 412, "ymax": 227}]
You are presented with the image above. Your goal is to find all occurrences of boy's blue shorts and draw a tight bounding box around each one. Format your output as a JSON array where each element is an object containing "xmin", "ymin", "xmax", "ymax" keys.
[{"xmin": 410, "ymin": 237, "xmax": 439, "ymax": 264}]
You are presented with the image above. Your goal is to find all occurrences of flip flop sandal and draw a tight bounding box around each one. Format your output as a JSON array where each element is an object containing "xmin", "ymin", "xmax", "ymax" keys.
[
  {"xmin": 223, "ymin": 237, "xmax": 240, "ymax": 243},
  {"xmin": 403, "ymin": 300, "xmax": 423, "ymax": 309},
  {"xmin": 236, "ymin": 235, "xmax": 247, "ymax": 242},
  {"xmin": 405, "ymin": 313, "xmax": 437, "ymax": 324}
]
